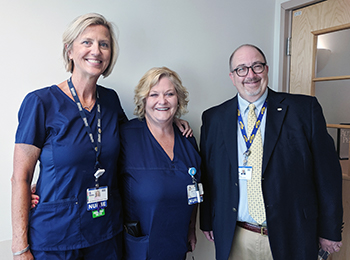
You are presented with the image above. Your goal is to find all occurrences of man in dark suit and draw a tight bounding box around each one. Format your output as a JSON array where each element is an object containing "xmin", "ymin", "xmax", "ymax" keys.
[{"xmin": 199, "ymin": 44, "xmax": 343, "ymax": 260}]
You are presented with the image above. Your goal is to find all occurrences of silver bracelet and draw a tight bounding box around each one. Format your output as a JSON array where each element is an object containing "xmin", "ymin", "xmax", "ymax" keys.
[{"xmin": 13, "ymin": 245, "xmax": 30, "ymax": 256}]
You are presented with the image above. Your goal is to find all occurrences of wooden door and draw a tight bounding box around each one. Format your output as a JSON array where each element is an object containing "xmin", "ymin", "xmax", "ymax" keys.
[
  {"xmin": 289, "ymin": 1, "xmax": 350, "ymax": 259},
  {"xmin": 289, "ymin": 0, "xmax": 350, "ymax": 95},
  {"xmin": 290, "ymin": 0, "xmax": 350, "ymax": 95}
]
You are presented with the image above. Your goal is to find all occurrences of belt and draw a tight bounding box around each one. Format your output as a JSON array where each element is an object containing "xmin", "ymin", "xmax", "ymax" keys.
[{"xmin": 236, "ymin": 221, "xmax": 268, "ymax": 236}]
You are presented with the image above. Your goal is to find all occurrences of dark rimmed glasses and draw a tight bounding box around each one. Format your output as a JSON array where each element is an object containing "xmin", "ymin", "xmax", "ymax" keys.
[{"xmin": 231, "ymin": 62, "xmax": 266, "ymax": 77}]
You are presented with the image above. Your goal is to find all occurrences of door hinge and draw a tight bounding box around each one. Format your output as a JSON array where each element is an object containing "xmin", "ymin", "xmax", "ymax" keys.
[{"xmin": 286, "ymin": 37, "xmax": 291, "ymax": 56}]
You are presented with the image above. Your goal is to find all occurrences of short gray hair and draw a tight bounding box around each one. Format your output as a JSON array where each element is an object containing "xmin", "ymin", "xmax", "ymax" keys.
[{"xmin": 229, "ymin": 44, "xmax": 267, "ymax": 72}]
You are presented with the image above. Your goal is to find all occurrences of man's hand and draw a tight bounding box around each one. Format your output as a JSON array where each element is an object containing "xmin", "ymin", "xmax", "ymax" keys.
[
  {"xmin": 203, "ymin": 231, "xmax": 214, "ymax": 242},
  {"xmin": 319, "ymin": 237, "xmax": 342, "ymax": 254}
]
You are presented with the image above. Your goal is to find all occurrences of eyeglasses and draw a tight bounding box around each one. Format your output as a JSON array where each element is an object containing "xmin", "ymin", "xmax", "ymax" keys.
[{"xmin": 231, "ymin": 62, "xmax": 266, "ymax": 77}]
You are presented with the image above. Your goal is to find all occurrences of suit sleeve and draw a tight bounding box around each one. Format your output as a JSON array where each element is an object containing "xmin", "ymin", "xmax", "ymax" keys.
[
  {"xmin": 199, "ymin": 111, "xmax": 213, "ymax": 231},
  {"xmin": 311, "ymin": 97, "xmax": 343, "ymax": 241}
]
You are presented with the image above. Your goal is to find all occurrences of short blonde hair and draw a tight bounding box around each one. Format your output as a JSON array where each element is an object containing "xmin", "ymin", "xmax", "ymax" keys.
[
  {"xmin": 62, "ymin": 13, "xmax": 119, "ymax": 77},
  {"xmin": 134, "ymin": 67, "xmax": 189, "ymax": 119}
]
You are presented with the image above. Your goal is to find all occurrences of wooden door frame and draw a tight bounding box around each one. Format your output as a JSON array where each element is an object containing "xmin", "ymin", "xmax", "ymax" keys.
[{"xmin": 274, "ymin": 0, "xmax": 325, "ymax": 93}]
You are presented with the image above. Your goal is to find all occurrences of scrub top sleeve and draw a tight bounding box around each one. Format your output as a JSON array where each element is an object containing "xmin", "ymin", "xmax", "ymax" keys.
[
  {"xmin": 116, "ymin": 96, "xmax": 128, "ymax": 125},
  {"xmin": 176, "ymin": 125, "xmax": 198, "ymax": 152},
  {"xmin": 15, "ymin": 92, "xmax": 46, "ymax": 149},
  {"xmin": 188, "ymin": 136, "xmax": 199, "ymax": 152}
]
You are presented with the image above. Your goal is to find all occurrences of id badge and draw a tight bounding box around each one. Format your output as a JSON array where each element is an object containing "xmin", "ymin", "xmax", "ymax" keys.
[
  {"xmin": 187, "ymin": 183, "xmax": 204, "ymax": 205},
  {"xmin": 86, "ymin": 186, "xmax": 108, "ymax": 217},
  {"xmin": 239, "ymin": 166, "xmax": 252, "ymax": 180}
]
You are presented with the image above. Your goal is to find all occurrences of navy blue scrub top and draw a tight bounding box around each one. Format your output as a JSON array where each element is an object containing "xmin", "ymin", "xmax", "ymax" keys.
[
  {"xmin": 15, "ymin": 85, "xmax": 127, "ymax": 251},
  {"xmin": 120, "ymin": 119, "xmax": 201, "ymax": 260}
]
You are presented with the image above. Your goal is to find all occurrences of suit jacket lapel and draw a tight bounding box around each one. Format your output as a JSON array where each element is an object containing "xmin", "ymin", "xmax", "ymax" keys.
[
  {"xmin": 218, "ymin": 91, "xmax": 286, "ymax": 176},
  {"xmin": 222, "ymin": 97, "xmax": 239, "ymax": 171},
  {"xmin": 262, "ymin": 89, "xmax": 287, "ymax": 174}
]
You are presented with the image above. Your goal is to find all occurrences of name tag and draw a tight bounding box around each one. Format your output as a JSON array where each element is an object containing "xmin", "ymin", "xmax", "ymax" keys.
[
  {"xmin": 187, "ymin": 183, "xmax": 204, "ymax": 205},
  {"xmin": 87, "ymin": 186, "xmax": 108, "ymax": 212},
  {"xmin": 239, "ymin": 166, "xmax": 252, "ymax": 180}
]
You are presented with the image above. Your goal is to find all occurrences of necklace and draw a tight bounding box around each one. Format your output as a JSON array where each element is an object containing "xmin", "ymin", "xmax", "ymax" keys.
[{"xmin": 83, "ymin": 99, "xmax": 95, "ymax": 111}]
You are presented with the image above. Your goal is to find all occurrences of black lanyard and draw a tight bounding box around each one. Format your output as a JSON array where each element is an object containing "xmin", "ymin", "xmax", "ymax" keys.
[{"xmin": 68, "ymin": 78, "xmax": 102, "ymax": 170}]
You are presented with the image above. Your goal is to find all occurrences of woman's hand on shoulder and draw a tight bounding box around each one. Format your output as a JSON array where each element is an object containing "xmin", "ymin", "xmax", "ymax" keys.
[{"xmin": 174, "ymin": 118, "xmax": 193, "ymax": 138}]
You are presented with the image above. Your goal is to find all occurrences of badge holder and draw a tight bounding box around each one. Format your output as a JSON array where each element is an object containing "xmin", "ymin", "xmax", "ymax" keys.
[
  {"xmin": 86, "ymin": 169, "xmax": 108, "ymax": 218},
  {"xmin": 187, "ymin": 167, "xmax": 204, "ymax": 205},
  {"xmin": 239, "ymin": 150, "xmax": 253, "ymax": 180}
]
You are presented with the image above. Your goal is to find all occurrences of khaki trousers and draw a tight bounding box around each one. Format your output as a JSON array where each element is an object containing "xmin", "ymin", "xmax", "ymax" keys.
[
  {"xmin": 228, "ymin": 225, "xmax": 273, "ymax": 260},
  {"xmin": 229, "ymin": 225, "xmax": 322, "ymax": 260}
]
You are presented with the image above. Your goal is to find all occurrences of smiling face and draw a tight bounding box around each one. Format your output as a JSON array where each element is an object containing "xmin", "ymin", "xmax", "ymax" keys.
[
  {"xmin": 145, "ymin": 76, "xmax": 178, "ymax": 127},
  {"xmin": 68, "ymin": 25, "xmax": 111, "ymax": 80},
  {"xmin": 229, "ymin": 45, "xmax": 269, "ymax": 103}
]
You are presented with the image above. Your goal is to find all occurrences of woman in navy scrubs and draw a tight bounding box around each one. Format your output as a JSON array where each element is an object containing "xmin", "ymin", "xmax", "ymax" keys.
[
  {"xmin": 120, "ymin": 67, "xmax": 202, "ymax": 260},
  {"xmin": 11, "ymin": 13, "xmax": 127, "ymax": 259}
]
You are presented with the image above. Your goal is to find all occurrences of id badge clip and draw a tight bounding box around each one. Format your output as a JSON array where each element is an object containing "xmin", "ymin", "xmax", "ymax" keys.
[
  {"xmin": 187, "ymin": 167, "xmax": 204, "ymax": 205},
  {"xmin": 94, "ymin": 168, "xmax": 105, "ymax": 189}
]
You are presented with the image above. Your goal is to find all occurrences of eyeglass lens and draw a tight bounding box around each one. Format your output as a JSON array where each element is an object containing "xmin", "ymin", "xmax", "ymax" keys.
[{"xmin": 235, "ymin": 63, "xmax": 265, "ymax": 77}]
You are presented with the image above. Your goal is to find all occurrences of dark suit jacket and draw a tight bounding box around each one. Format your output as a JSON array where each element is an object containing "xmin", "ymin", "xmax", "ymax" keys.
[{"xmin": 199, "ymin": 88, "xmax": 343, "ymax": 260}]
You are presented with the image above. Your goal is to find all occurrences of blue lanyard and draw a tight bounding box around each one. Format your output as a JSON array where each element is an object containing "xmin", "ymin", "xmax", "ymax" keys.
[
  {"xmin": 68, "ymin": 78, "xmax": 102, "ymax": 170},
  {"xmin": 237, "ymin": 100, "xmax": 267, "ymax": 164}
]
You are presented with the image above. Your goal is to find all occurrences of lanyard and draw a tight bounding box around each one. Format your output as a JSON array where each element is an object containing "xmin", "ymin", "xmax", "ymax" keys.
[
  {"xmin": 237, "ymin": 100, "xmax": 267, "ymax": 165},
  {"xmin": 68, "ymin": 78, "xmax": 102, "ymax": 170}
]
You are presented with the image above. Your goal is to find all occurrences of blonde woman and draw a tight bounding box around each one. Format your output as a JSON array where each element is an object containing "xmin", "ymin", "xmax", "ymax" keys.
[
  {"xmin": 120, "ymin": 67, "xmax": 201, "ymax": 260},
  {"xmin": 13, "ymin": 13, "xmax": 126, "ymax": 259}
]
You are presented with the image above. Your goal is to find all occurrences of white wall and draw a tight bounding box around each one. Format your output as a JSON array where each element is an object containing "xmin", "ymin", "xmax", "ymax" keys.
[{"xmin": 0, "ymin": 0, "xmax": 276, "ymax": 258}]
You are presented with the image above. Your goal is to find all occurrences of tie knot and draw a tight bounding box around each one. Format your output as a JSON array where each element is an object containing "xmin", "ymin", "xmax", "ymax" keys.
[{"xmin": 249, "ymin": 103, "xmax": 256, "ymax": 111}]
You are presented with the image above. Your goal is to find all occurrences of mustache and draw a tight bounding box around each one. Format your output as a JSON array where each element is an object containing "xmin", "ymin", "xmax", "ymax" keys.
[{"xmin": 243, "ymin": 76, "xmax": 261, "ymax": 84}]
